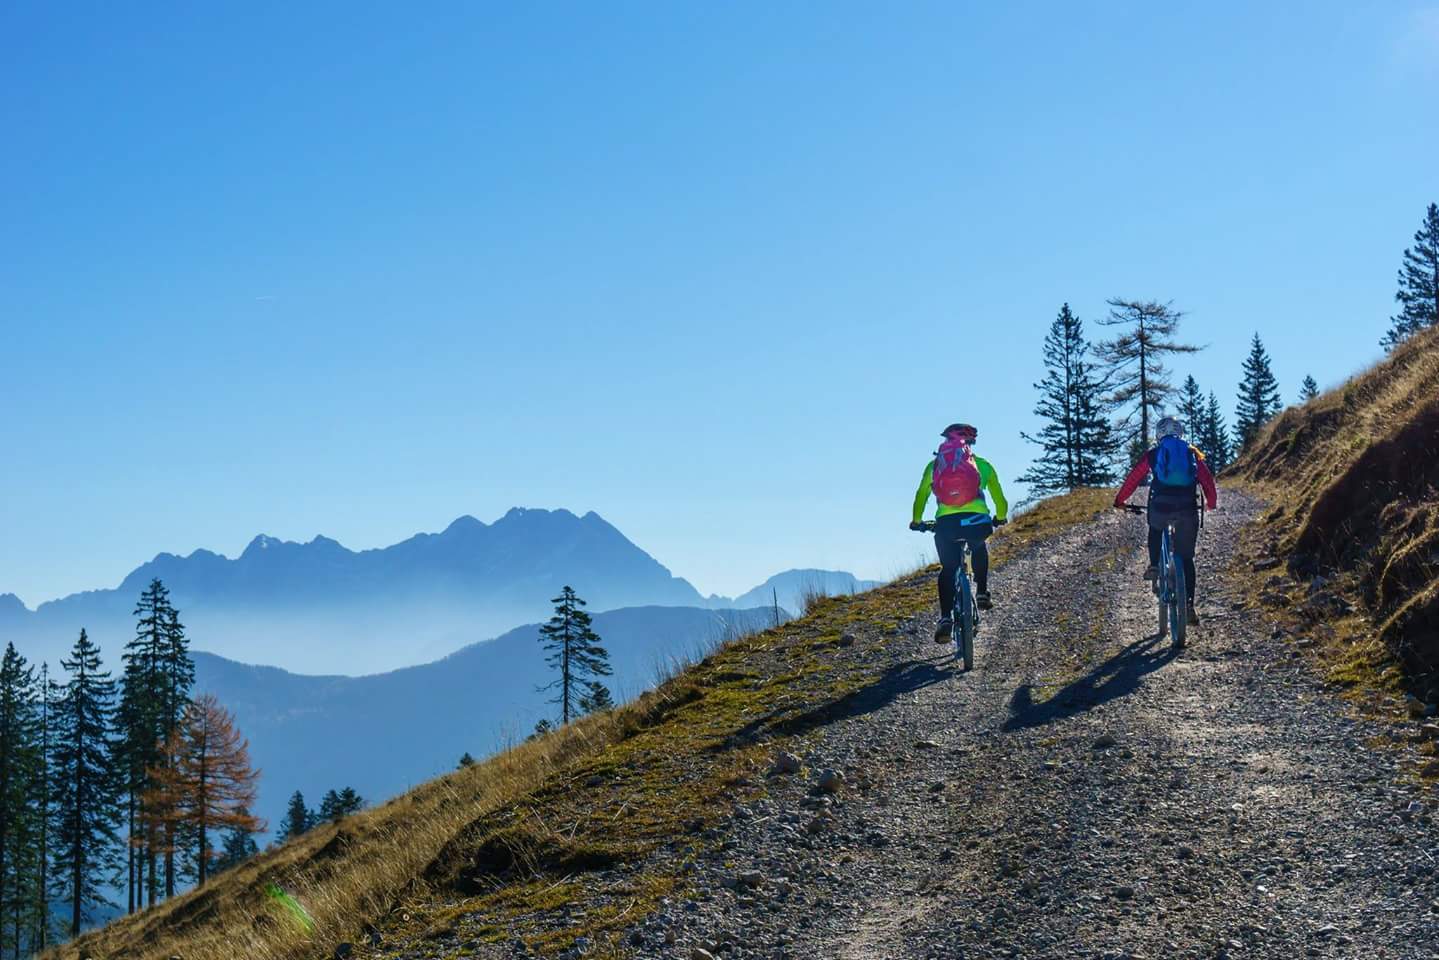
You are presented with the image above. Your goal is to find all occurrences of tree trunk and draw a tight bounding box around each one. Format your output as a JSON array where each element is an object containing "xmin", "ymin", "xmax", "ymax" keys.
[
  {"xmin": 196, "ymin": 742, "xmax": 209, "ymax": 887},
  {"xmin": 126, "ymin": 792, "xmax": 135, "ymax": 914},
  {"xmin": 70, "ymin": 762, "xmax": 82, "ymax": 937},
  {"xmin": 1138, "ymin": 316, "xmax": 1150, "ymax": 446}
]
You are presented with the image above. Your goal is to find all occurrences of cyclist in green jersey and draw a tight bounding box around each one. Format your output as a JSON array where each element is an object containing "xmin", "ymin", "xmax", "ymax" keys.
[{"xmin": 909, "ymin": 423, "xmax": 1010, "ymax": 640}]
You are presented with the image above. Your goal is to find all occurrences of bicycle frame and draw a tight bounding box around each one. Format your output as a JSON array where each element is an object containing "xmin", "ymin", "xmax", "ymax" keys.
[
  {"xmin": 912, "ymin": 520, "xmax": 980, "ymax": 670},
  {"xmin": 1123, "ymin": 504, "xmax": 1186, "ymax": 648},
  {"xmin": 1154, "ymin": 524, "xmax": 1187, "ymax": 647}
]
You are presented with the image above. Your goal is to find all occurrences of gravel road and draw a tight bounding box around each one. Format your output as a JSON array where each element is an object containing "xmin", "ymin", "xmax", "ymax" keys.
[{"xmin": 619, "ymin": 490, "xmax": 1439, "ymax": 960}]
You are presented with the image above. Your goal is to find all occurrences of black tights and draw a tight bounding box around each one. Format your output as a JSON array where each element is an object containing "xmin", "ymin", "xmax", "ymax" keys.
[
  {"xmin": 934, "ymin": 514, "xmax": 993, "ymax": 615},
  {"xmin": 1148, "ymin": 520, "xmax": 1198, "ymax": 602}
]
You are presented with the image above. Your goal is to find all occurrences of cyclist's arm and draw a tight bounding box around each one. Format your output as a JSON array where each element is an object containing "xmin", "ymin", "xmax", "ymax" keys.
[
  {"xmin": 1196, "ymin": 455, "xmax": 1219, "ymax": 510},
  {"xmin": 985, "ymin": 465, "xmax": 1009, "ymax": 522},
  {"xmin": 912, "ymin": 462, "xmax": 934, "ymax": 524},
  {"xmin": 1113, "ymin": 456, "xmax": 1150, "ymax": 506}
]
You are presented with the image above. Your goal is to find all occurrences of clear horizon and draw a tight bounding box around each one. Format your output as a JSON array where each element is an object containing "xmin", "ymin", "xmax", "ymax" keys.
[{"xmin": 4, "ymin": 1, "xmax": 1438, "ymax": 606}]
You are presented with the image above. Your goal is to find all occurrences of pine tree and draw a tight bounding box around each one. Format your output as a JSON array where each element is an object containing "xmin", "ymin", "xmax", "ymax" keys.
[
  {"xmin": 30, "ymin": 664, "xmax": 54, "ymax": 953},
  {"xmin": 1235, "ymin": 333, "xmax": 1282, "ymax": 451},
  {"xmin": 118, "ymin": 578, "xmax": 194, "ymax": 907},
  {"xmin": 212, "ymin": 809, "xmax": 259, "ymax": 874},
  {"xmin": 579, "ymin": 682, "xmax": 615, "ymax": 714},
  {"xmin": 145, "ymin": 695, "xmax": 261, "ymax": 887},
  {"xmin": 1199, "ymin": 392, "xmax": 1235, "ymax": 473},
  {"xmin": 1381, "ymin": 202, "xmax": 1439, "ymax": 350},
  {"xmin": 1097, "ymin": 299, "xmax": 1202, "ymax": 450},
  {"xmin": 0, "ymin": 644, "xmax": 39, "ymax": 959},
  {"xmin": 50, "ymin": 630, "xmax": 120, "ymax": 937},
  {"xmin": 530, "ymin": 718, "xmax": 554, "ymax": 740},
  {"xmin": 1018, "ymin": 304, "xmax": 1119, "ymax": 494},
  {"xmin": 157, "ymin": 599, "xmax": 193, "ymax": 898},
  {"xmin": 1177, "ymin": 375, "xmax": 1205, "ymax": 431},
  {"xmin": 315, "ymin": 787, "xmax": 364, "ymax": 824},
  {"xmin": 278, "ymin": 791, "xmax": 312, "ymax": 842},
  {"xmin": 1299, "ymin": 375, "xmax": 1319, "ymax": 403},
  {"xmin": 457, "ymin": 752, "xmax": 476, "ymax": 769},
  {"xmin": 537, "ymin": 587, "xmax": 613, "ymax": 725}
]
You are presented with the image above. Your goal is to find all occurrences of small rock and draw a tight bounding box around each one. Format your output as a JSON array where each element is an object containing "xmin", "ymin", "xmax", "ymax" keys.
[
  {"xmin": 1252, "ymin": 557, "xmax": 1282, "ymax": 571},
  {"xmin": 1405, "ymin": 695, "xmax": 1428, "ymax": 719},
  {"xmin": 1093, "ymin": 733, "xmax": 1118, "ymax": 750},
  {"xmin": 816, "ymin": 768, "xmax": 846, "ymax": 793},
  {"xmin": 737, "ymin": 870, "xmax": 764, "ymax": 888},
  {"xmin": 692, "ymin": 948, "xmax": 716, "ymax": 960},
  {"xmin": 805, "ymin": 813, "xmax": 834, "ymax": 834},
  {"xmin": 1114, "ymin": 885, "xmax": 1135, "ymax": 900},
  {"xmin": 915, "ymin": 739, "xmax": 942, "ymax": 750},
  {"xmin": 333, "ymin": 945, "xmax": 354, "ymax": 960},
  {"xmin": 1295, "ymin": 637, "xmax": 1316, "ymax": 648},
  {"xmin": 769, "ymin": 751, "xmax": 802, "ymax": 775},
  {"xmin": 838, "ymin": 632, "xmax": 856, "ymax": 647}
]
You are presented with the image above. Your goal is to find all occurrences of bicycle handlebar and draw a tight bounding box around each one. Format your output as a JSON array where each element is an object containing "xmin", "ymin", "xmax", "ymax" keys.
[{"xmin": 910, "ymin": 517, "xmax": 1008, "ymax": 533}]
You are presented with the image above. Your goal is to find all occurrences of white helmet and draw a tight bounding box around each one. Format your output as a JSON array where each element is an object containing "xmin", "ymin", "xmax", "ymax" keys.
[{"xmin": 1156, "ymin": 417, "xmax": 1184, "ymax": 439}]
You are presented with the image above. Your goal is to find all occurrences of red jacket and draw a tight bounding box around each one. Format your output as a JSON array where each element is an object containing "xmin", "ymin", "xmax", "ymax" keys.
[{"xmin": 1114, "ymin": 444, "xmax": 1218, "ymax": 510}]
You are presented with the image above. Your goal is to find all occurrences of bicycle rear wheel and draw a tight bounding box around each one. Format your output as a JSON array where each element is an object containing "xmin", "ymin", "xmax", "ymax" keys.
[
  {"xmin": 1170, "ymin": 553, "xmax": 1187, "ymax": 649},
  {"xmin": 957, "ymin": 579, "xmax": 975, "ymax": 671},
  {"xmin": 1155, "ymin": 584, "xmax": 1168, "ymax": 639}
]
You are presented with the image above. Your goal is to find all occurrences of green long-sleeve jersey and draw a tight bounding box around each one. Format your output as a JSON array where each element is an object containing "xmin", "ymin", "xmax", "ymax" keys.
[{"xmin": 912, "ymin": 455, "xmax": 1009, "ymax": 523}]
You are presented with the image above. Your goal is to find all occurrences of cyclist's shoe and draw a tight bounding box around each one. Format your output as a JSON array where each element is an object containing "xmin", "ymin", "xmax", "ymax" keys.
[
  {"xmin": 1142, "ymin": 564, "xmax": 1158, "ymax": 582},
  {"xmin": 976, "ymin": 591, "xmax": 993, "ymax": 610},
  {"xmin": 934, "ymin": 618, "xmax": 953, "ymax": 642},
  {"xmin": 1186, "ymin": 603, "xmax": 1200, "ymax": 626}
]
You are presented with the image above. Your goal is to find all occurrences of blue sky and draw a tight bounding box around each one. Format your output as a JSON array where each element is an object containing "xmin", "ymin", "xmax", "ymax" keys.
[{"xmin": 3, "ymin": 1, "xmax": 1437, "ymax": 609}]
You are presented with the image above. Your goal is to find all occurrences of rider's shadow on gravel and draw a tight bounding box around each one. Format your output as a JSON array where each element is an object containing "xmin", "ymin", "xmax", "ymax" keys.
[
  {"xmin": 1002, "ymin": 633, "xmax": 1179, "ymax": 732},
  {"xmin": 721, "ymin": 660, "xmax": 950, "ymax": 749}
]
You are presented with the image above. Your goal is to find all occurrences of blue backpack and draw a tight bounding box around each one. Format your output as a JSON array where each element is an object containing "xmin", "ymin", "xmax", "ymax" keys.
[{"xmin": 1151, "ymin": 435, "xmax": 1197, "ymax": 489}]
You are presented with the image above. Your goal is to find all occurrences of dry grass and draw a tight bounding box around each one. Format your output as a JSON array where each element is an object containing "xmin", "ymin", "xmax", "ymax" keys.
[
  {"xmin": 49, "ymin": 487, "xmax": 1111, "ymax": 960},
  {"xmin": 46, "ymin": 709, "xmax": 646, "ymax": 960},
  {"xmin": 1233, "ymin": 323, "xmax": 1439, "ymax": 698}
]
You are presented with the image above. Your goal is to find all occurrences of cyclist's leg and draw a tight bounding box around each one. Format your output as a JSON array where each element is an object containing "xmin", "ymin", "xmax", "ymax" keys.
[
  {"xmin": 1144, "ymin": 509, "xmax": 1163, "ymax": 579},
  {"xmin": 933, "ymin": 519, "xmax": 963, "ymax": 617},
  {"xmin": 958, "ymin": 519, "xmax": 995, "ymax": 596},
  {"xmin": 1171, "ymin": 509, "xmax": 1200, "ymax": 603}
]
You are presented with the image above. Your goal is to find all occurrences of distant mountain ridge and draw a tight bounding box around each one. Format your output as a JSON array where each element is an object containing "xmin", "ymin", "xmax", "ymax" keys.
[
  {"xmin": 192, "ymin": 603, "xmax": 777, "ymax": 838},
  {"xmin": 4, "ymin": 508, "xmax": 706, "ymax": 673},
  {"xmin": 1, "ymin": 509, "xmax": 875, "ymax": 675},
  {"xmin": 725, "ymin": 569, "xmax": 881, "ymax": 613}
]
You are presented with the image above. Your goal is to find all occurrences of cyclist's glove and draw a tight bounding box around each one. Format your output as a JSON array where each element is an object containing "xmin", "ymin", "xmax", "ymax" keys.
[{"xmin": 908, "ymin": 521, "xmax": 924, "ymax": 531}]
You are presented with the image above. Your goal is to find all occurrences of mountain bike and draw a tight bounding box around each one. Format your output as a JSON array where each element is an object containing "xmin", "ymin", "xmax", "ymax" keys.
[
  {"xmin": 913, "ymin": 518, "xmax": 1006, "ymax": 670},
  {"xmin": 1122, "ymin": 505, "xmax": 1185, "ymax": 648}
]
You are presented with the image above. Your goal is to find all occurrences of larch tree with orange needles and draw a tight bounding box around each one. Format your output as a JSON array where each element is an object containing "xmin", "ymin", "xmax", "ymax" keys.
[{"xmin": 144, "ymin": 694, "xmax": 263, "ymax": 887}]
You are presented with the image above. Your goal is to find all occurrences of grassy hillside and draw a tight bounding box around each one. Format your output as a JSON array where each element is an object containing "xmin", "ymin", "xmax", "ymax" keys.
[
  {"xmin": 1234, "ymin": 323, "xmax": 1439, "ymax": 698},
  {"xmin": 48, "ymin": 488, "xmax": 1113, "ymax": 960}
]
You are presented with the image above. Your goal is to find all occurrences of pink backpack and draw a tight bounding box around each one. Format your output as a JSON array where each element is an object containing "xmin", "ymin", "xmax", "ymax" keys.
[{"xmin": 932, "ymin": 437, "xmax": 982, "ymax": 505}]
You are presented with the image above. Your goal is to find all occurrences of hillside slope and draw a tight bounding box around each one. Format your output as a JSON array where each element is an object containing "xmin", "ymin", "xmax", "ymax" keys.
[
  {"xmin": 195, "ymin": 604, "xmax": 776, "ymax": 835},
  {"xmin": 1234, "ymin": 324, "xmax": 1439, "ymax": 694},
  {"xmin": 49, "ymin": 487, "xmax": 1439, "ymax": 960},
  {"xmin": 49, "ymin": 490, "xmax": 1110, "ymax": 960}
]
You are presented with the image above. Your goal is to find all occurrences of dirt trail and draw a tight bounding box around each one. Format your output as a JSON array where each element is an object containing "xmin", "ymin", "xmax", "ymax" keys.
[{"xmin": 624, "ymin": 490, "xmax": 1438, "ymax": 960}]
